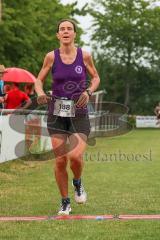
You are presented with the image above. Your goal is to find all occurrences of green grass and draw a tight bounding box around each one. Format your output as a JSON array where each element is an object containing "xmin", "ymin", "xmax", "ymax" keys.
[{"xmin": 0, "ymin": 129, "xmax": 160, "ymax": 239}]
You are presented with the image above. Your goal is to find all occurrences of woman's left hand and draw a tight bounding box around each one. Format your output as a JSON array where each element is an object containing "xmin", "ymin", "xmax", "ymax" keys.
[{"xmin": 76, "ymin": 91, "xmax": 89, "ymax": 108}]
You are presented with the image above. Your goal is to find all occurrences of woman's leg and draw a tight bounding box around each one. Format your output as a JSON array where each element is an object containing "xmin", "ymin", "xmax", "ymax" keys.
[
  {"xmin": 68, "ymin": 133, "xmax": 88, "ymax": 203},
  {"xmin": 50, "ymin": 133, "xmax": 69, "ymax": 198},
  {"xmin": 68, "ymin": 133, "xmax": 87, "ymax": 179}
]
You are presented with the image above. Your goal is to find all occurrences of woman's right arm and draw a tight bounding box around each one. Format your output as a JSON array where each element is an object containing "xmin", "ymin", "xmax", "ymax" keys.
[{"xmin": 35, "ymin": 51, "xmax": 54, "ymax": 104}]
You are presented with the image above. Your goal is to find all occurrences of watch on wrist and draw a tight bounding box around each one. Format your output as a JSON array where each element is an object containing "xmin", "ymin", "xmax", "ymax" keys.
[{"xmin": 86, "ymin": 89, "xmax": 92, "ymax": 97}]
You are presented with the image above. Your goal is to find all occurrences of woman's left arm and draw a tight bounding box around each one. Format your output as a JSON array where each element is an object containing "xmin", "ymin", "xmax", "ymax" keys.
[
  {"xmin": 76, "ymin": 51, "xmax": 100, "ymax": 108},
  {"xmin": 84, "ymin": 51, "xmax": 100, "ymax": 94}
]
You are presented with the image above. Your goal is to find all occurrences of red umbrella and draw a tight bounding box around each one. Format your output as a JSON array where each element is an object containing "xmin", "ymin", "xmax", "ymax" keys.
[{"xmin": 2, "ymin": 67, "xmax": 36, "ymax": 83}]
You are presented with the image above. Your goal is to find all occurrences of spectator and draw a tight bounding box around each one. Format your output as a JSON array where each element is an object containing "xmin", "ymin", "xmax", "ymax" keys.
[
  {"xmin": 24, "ymin": 83, "xmax": 37, "ymax": 110},
  {"xmin": 0, "ymin": 65, "xmax": 6, "ymax": 109},
  {"xmin": 5, "ymin": 82, "xmax": 31, "ymax": 109},
  {"xmin": 4, "ymin": 84, "xmax": 11, "ymax": 94},
  {"xmin": 2, "ymin": 84, "xmax": 11, "ymax": 109},
  {"xmin": 24, "ymin": 83, "xmax": 35, "ymax": 98},
  {"xmin": 154, "ymin": 102, "xmax": 160, "ymax": 126}
]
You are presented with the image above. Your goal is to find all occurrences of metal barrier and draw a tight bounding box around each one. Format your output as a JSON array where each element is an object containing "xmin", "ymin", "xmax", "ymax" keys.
[{"xmin": 89, "ymin": 112, "xmax": 130, "ymax": 138}]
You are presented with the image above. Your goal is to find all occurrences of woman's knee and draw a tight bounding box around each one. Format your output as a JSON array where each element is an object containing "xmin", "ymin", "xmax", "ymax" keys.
[{"xmin": 68, "ymin": 151, "xmax": 83, "ymax": 162}]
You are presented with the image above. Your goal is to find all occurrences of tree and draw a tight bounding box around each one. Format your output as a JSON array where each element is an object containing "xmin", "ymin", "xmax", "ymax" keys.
[
  {"xmin": 0, "ymin": 0, "xmax": 2, "ymax": 21},
  {"xmin": 0, "ymin": 0, "xmax": 83, "ymax": 78},
  {"xmin": 88, "ymin": 0, "xmax": 160, "ymax": 110}
]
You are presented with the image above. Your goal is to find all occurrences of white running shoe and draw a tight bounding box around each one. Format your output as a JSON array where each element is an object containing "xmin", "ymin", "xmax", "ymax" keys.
[
  {"xmin": 72, "ymin": 180, "xmax": 87, "ymax": 204},
  {"xmin": 58, "ymin": 199, "xmax": 72, "ymax": 215}
]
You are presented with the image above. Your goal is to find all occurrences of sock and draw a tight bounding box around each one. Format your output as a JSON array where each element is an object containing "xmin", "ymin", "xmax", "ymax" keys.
[
  {"xmin": 62, "ymin": 197, "xmax": 70, "ymax": 204},
  {"xmin": 73, "ymin": 178, "xmax": 81, "ymax": 186}
]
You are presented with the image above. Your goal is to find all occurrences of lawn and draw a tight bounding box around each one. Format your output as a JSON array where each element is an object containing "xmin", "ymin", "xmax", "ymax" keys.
[{"xmin": 0, "ymin": 129, "xmax": 160, "ymax": 240}]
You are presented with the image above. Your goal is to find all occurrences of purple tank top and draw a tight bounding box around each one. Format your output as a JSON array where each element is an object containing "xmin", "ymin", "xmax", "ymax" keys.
[{"xmin": 49, "ymin": 48, "xmax": 88, "ymax": 115}]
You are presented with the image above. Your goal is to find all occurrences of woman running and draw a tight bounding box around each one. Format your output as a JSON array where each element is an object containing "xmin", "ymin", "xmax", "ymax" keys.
[{"xmin": 35, "ymin": 19, "xmax": 100, "ymax": 215}]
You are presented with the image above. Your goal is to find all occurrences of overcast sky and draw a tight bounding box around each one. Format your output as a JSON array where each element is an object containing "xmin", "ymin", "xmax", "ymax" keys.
[{"xmin": 60, "ymin": 0, "xmax": 160, "ymax": 52}]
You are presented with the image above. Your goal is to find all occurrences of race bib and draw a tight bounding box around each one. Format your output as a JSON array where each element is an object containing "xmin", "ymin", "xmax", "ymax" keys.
[{"xmin": 53, "ymin": 99, "xmax": 75, "ymax": 117}]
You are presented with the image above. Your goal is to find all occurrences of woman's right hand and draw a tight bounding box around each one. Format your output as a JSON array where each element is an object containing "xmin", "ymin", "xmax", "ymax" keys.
[{"xmin": 37, "ymin": 94, "xmax": 51, "ymax": 105}]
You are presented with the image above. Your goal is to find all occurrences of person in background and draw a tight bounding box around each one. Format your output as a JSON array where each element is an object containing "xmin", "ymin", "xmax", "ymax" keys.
[
  {"xmin": 24, "ymin": 83, "xmax": 38, "ymax": 110},
  {"xmin": 0, "ymin": 65, "xmax": 6, "ymax": 109},
  {"xmin": 154, "ymin": 102, "xmax": 160, "ymax": 126},
  {"xmin": 3, "ymin": 84, "xmax": 11, "ymax": 94},
  {"xmin": 5, "ymin": 82, "xmax": 31, "ymax": 109},
  {"xmin": 24, "ymin": 83, "xmax": 35, "ymax": 98},
  {"xmin": 2, "ymin": 84, "xmax": 11, "ymax": 109}
]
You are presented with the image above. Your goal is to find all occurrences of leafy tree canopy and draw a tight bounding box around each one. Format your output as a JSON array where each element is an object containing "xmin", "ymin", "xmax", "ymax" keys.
[{"xmin": 0, "ymin": 0, "xmax": 83, "ymax": 77}]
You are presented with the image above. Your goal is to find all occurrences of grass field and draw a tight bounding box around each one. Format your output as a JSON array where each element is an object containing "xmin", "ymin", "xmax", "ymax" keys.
[{"xmin": 0, "ymin": 129, "xmax": 160, "ymax": 240}]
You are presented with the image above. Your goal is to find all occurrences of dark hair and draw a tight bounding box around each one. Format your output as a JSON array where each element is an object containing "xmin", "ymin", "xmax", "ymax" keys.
[
  {"xmin": 13, "ymin": 82, "xmax": 19, "ymax": 87},
  {"xmin": 24, "ymin": 83, "xmax": 34, "ymax": 91},
  {"xmin": 56, "ymin": 19, "xmax": 77, "ymax": 33}
]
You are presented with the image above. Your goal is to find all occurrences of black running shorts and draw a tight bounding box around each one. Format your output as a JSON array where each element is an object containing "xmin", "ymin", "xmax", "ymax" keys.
[{"xmin": 47, "ymin": 114, "xmax": 91, "ymax": 137}]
